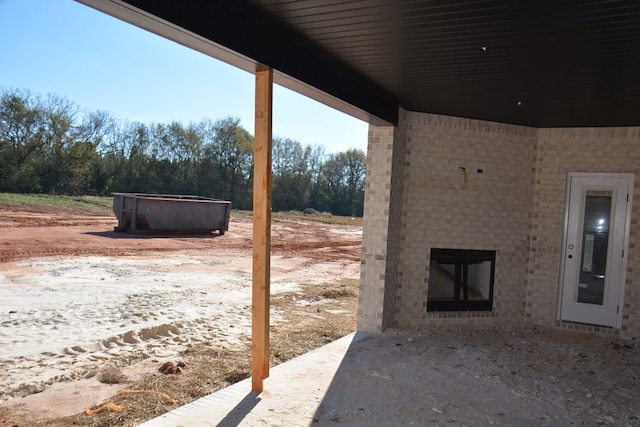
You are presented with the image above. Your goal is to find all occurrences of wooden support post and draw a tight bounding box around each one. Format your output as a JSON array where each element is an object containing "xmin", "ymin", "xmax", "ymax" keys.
[{"xmin": 252, "ymin": 64, "xmax": 273, "ymax": 392}]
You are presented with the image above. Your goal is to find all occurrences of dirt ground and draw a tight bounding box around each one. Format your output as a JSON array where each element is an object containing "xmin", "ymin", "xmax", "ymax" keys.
[
  {"xmin": 0, "ymin": 204, "xmax": 361, "ymax": 426},
  {"xmin": 1, "ymin": 204, "xmax": 639, "ymax": 426},
  {"xmin": 0, "ymin": 205, "xmax": 362, "ymax": 264}
]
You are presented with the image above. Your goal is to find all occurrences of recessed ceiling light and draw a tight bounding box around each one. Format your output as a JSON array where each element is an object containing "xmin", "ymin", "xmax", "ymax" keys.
[
  {"xmin": 480, "ymin": 46, "xmax": 488, "ymax": 52},
  {"xmin": 517, "ymin": 101, "xmax": 524, "ymax": 106}
]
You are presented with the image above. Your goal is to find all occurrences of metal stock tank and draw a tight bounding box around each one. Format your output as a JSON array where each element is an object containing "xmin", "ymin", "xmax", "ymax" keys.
[{"xmin": 112, "ymin": 193, "xmax": 231, "ymax": 234}]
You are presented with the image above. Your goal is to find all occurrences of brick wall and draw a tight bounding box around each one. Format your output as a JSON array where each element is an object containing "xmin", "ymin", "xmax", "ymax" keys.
[
  {"xmin": 358, "ymin": 116, "xmax": 406, "ymax": 332},
  {"xmin": 382, "ymin": 109, "xmax": 407, "ymax": 329},
  {"xmin": 394, "ymin": 112, "xmax": 537, "ymax": 327},
  {"xmin": 529, "ymin": 127, "xmax": 640, "ymax": 338},
  {"xmin": 359, "ymin": 110, "xmax": 640, "ymax": 338}
]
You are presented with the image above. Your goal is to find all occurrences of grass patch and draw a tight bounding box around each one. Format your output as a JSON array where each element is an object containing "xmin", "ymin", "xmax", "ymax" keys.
[
  {"xmin": 270, "ymin": 278, "xmax": 359, "ymax": 364},
  {"xmin": 233, "ymin": 209, "xmax": 363, "ymax": 227},
  {"xmin": 0, "ymin": 193, "xmax": 112, "ymax": 213},
  {"xmin": 321, "ymin": 287, "xmax": 358, "ymax": 299}
]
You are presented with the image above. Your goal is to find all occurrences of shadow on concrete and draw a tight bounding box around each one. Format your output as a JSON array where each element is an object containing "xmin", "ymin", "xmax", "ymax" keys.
[{"xmin": 216, "ymin": 391, "xmax": 262, "ymax": 427}]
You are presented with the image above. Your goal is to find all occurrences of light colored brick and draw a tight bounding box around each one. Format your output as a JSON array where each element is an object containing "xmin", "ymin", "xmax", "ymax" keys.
[{"xmin": 359, "ymin": 109, "xmax": 640, "ymax": 338}]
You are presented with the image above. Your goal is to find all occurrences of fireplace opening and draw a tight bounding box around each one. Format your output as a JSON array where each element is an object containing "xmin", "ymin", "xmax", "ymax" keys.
[{"xmin": 427, "ymin": 248, "xmax": 496, "ymax": 312}]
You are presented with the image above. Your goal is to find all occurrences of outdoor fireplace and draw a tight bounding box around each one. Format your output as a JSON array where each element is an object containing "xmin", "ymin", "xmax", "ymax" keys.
[{"xmin": 427, "ymin": 248, "xmax": 496, "ymax": 312}]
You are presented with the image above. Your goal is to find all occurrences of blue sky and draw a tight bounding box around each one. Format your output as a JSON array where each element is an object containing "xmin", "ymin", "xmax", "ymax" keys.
[{"xmin": 0, "ymin": 0, "xmax": 368, "ymax": 153}]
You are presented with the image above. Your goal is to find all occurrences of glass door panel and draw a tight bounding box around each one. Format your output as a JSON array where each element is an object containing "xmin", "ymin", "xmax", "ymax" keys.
[{"xmin": 577, "ymin": 191, "xmax": 612, "ymax": 305}]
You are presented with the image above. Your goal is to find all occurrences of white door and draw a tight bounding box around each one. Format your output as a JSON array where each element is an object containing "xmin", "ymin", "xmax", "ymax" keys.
[{"xmin": 560, "ymin": 173, "xmax": 633, "ymax": 328}]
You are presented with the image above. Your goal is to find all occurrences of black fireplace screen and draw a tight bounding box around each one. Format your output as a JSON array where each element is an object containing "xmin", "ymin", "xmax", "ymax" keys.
[{"xmin": 427, "ymin": 248, "xmax": 496, "ymax": 312}]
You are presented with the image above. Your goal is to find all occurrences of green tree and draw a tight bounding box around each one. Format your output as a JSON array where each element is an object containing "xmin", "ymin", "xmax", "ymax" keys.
[
  {"xmin": 0, "ymin": 89, "xmax": 109, "ymax": 195},
  {"xmin": 318, "ymin": 149, "xmax": 366, "ymax": 216},
  {"xmin": 0, "ymin": 88, "xmax": 367, "ymax": 215},
  {"xmin": 148, "ymin": 122, "xmax": 202, "ymax": 194},
  {"xmin": 105, "ymin": 121, "xmax": 154, "ymax": 193},
  {"xmin": 0, "ymin": 89, "xmax": 46, "ymax": 192},
  {"xmin": 197, "ymin": 117, "xmax": 253, "ymax": 208},
  {"xmin": 272, "ymin": 137, "xmax": 315, "ymax": 211}
]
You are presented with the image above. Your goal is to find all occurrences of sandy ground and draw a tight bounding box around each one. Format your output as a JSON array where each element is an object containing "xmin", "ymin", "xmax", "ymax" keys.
[{"xmin": 0, "ymin": 205, "xmax": 361, "ymax": 422}]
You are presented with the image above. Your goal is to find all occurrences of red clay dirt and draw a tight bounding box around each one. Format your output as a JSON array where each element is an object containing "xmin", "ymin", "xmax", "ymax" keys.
[{"xmin": 0, "ymin": 204, "xmax": 361, "ymax": 264}]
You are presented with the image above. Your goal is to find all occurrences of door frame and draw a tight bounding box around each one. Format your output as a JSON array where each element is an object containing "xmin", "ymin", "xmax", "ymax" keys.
[{"xmin": 557, "ymin": 172, "xmax": 634, "ymax": 329}]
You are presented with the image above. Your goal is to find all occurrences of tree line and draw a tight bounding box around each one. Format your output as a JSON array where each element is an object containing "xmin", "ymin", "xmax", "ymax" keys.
[{"xmin": 0, "ymin": 88, "xmax": 366, "ymax": 216}]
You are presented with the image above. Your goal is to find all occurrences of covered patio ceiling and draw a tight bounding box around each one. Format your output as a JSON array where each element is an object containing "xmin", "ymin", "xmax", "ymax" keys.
[{"xmin": 80, "ymin": 0, "xmax": 640, "ymax": 128}]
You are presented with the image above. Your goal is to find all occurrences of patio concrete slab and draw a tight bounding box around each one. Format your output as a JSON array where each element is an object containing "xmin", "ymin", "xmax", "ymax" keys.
[{"xmin": 140, "ymin": 327, "xmax": 640, "ymax": 427}]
